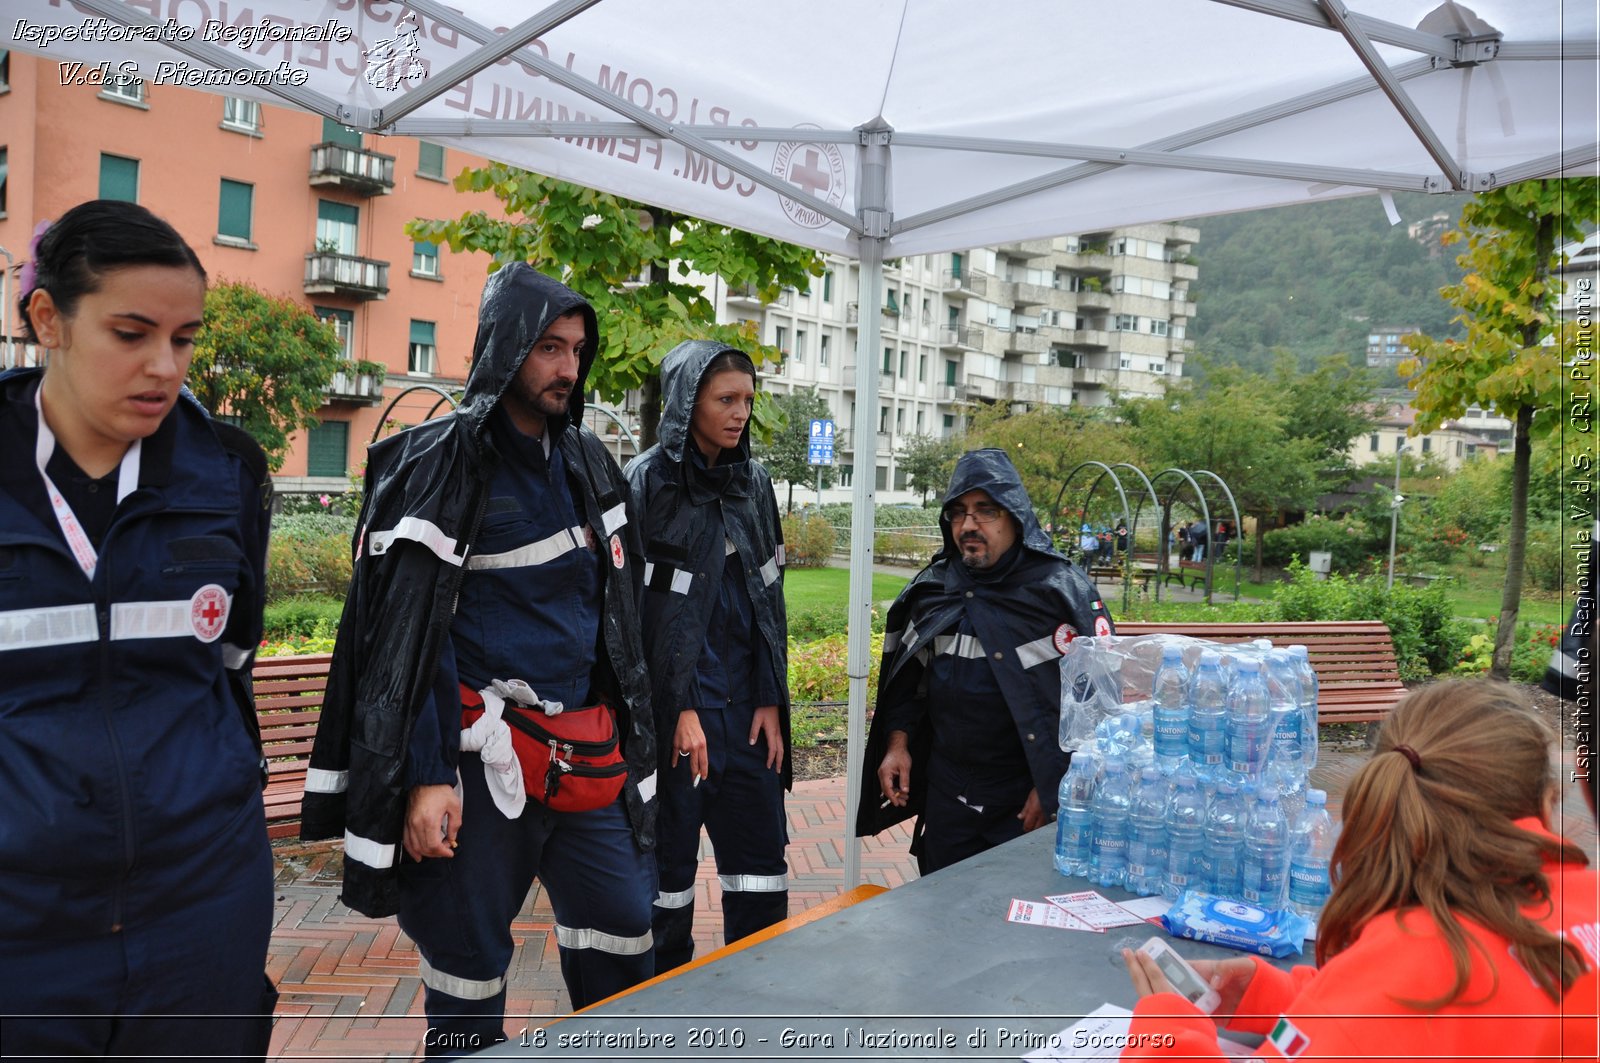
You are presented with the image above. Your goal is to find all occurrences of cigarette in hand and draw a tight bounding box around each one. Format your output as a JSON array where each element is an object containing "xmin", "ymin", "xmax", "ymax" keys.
[
  {"xmin": 693, "ymin": 774, "xmax": 702, "ymax": 788},
  {"xmin": 879, "ymin": 797, "xmax": 893, "ymax": 809}
]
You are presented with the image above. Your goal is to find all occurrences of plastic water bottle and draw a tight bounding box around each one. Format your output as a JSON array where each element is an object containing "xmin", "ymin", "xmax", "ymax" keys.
[
  {"xmin": 1202, "ymin": 780, "xmax": 1246, "ymax": 899},
  {"xmin": 1054, "ymin": 752, "xmax": 1099, "ymax": 877},
  {"xmin": 1090, "ymin": 755, "xmax": 1133, "ymax": 888},
  {"xmin": 1225, "ymin": 658, "xmax": 1271, "ymax": 779},
  {"xmin": 1265, "ymin": 748, "xmax": 1307, "ymax": 828},
  {"xmin": 1289, "ymin": 645, "xmax": 1319, "ymax": 771},
  {"xmin": 1151, "ymin": 646, "xmax": 1191, "ymax": 774},
  {"xmin": 1264, "ymin": 649, "xmax": 1303, "ymax": 766},
  {"xmin": 1242, "ymin": 781, "xmax": 1290, "ymax": 909},
  {"xmin": 1187, "ymin": 650, "xmax": 1228, "ymax": 782},
  {"xmin": 1125, "ymin": 767, "xmax": 1170, "ymax": 896},
  {"xmin": 1288, "ymin": 789, "xmax": 1338, "ymax": 921},
  {"xmin": 1162, "ymin": 769, "xmax": 1207, "ymax": 901}
]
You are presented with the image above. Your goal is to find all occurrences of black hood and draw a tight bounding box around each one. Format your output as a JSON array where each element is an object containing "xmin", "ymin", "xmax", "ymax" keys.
[
  {"xmin": 456, "ymin": 263, "xmax": 599, "ymax": 445},
  {"xmin": 657, "ymin": 339, "xmax": 752, "ymax": 464},
  {"xmin": 937, "ymin": 448, "xmax": 1059, "ymax": 561}
]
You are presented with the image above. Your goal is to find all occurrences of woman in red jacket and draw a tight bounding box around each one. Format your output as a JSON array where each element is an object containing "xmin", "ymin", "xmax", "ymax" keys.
[{"xmin": 1122, "ymin": 679, "xmax": 1598, "ymax": 1062}]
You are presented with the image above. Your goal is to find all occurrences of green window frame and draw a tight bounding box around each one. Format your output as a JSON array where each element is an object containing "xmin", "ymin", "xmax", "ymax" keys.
[
  {"xmin": 418, "ymin": 141, "xmax": 445, "ymax": 178},
  {"xmin": 218, "ymin": 179, "xmax": 253, "ymax": 240},
  {"xmin": 306, "ymin": 420, "xmax": 350, "ymax": 478},
  {"xmin": 99, "ymin": 154, "xmax": 138, "ymax": 202}
]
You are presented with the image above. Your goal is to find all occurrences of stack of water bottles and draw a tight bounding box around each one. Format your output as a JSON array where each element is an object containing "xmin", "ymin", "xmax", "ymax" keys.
[{"xmin": 1054, "ymin": 636, "xmax": 1340, "ymax": 926}]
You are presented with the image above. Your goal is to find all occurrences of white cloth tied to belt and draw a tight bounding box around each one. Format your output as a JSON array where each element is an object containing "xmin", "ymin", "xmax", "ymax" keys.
[{"xmin": 457, "ymin": 679, "xmax": 566, "ymax": 819}]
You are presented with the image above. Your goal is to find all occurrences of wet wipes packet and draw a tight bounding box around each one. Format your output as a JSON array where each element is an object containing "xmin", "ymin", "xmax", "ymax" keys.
[{"xmin": 1160, "ymin": 891, "xmax": 1311, "ymax": 958}]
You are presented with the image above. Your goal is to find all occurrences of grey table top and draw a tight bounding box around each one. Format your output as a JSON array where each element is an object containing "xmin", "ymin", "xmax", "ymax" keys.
[{"xmin": 479, "ymin": 828, "xmax": 1306, "ymax": 1060}]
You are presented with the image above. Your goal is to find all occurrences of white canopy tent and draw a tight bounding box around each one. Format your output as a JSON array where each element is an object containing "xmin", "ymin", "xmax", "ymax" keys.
[{"xmin": 9, "ymin": 0, "xmax": 1595, "ymax": 883}]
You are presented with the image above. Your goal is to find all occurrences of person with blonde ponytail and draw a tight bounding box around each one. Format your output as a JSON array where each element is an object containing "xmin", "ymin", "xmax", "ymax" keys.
[{"xmin": 1121, "ymin": 679, "xmax": 1598, "ymax": 1061}]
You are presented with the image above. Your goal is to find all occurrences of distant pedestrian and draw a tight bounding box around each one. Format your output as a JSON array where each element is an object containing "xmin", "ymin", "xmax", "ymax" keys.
[
  {"xmin": 1114, "ymin": 522, "xmax": 1129, "ymax": 556},
  {"xmin": 1189, "ymin": 519, "xmax": 1208, "ymax": 562},
  {"xmin": 1177, "ymin": 521, "xmax": 1192, "ymax": 562}
]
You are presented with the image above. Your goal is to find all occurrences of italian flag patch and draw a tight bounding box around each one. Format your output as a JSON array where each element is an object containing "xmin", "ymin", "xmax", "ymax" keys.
[{"xmin": 1267, "ymin": 1017, "xmax": 1309, "ymax": 1058}]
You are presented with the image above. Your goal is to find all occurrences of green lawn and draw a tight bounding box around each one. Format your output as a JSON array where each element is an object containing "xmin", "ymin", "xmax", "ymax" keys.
[{"xmin": 784, "ymin": 566, "xmax": 909, "ymax": 613}]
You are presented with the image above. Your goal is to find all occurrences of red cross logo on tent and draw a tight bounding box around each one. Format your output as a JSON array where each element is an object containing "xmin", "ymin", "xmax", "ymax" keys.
[
  {"xmin": 190, "ymin": 584, "xmax": 230, "ymax": 643},
  {"xmin": 771, "ymin": 127, "xmax": 847, "ymax": 230}
]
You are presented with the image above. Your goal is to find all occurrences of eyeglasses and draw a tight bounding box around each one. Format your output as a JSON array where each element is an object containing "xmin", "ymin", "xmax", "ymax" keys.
[{"xmin": 943, "ymin": 503, "xmax": 1005, "ymax": 525}]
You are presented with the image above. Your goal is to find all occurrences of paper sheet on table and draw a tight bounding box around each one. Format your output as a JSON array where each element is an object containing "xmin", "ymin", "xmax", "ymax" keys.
[
  {"xmin": 1113, "ymin": 895, "xmax": 1170, "ymax": 923},
  {"xmin": 1046, "ymin": 890, "xmax": 1147, "ymax": 929},
  {"xmin": 1008, "ymin": 898, "xmax": 1102, "ymax": 931},
  {"xmin": 1021, "ymin": 1003, "xmax": 1260, "ymax": 1061}
]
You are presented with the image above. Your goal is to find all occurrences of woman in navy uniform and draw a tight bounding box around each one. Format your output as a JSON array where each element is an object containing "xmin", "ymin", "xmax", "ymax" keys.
[
  {"xmin": 625, "ymin": 342, "xmax": 791, "ymax": 973},
  {"xmin": 0, "ymin": 201, "xmax": 275, "ymax": 1059}
]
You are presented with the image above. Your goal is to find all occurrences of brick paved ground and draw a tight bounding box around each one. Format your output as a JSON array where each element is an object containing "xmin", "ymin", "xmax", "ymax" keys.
[{"xmin": 265, "ymin": 742, "xmax": 1597, "ymax": 1061}]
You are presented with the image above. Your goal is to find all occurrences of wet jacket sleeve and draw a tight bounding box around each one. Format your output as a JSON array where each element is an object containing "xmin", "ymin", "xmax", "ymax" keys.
[
  {"xmin": 405, "ymin": 637, "xmax": 462, "ymax": 788},
  {"xmin": 213, "ymin": 422, "xmax": 273, "ymax": 777}
]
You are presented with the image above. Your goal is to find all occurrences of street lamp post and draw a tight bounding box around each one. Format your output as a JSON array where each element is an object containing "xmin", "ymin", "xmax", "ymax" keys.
[{"xmin": 1386, "ymin": 442, "xmax": 1408, "ymax": 590}]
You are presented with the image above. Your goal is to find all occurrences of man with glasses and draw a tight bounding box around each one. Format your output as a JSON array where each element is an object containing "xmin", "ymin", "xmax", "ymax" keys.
[{"xmin": 856, "ymin": 449, "xmax": 1114, "ymax": 874}]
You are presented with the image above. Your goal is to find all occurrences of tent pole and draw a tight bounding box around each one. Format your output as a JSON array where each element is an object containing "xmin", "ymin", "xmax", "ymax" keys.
[{"xmin": 844, "ymin": 124, "xmax": 891, "ymax": 890}]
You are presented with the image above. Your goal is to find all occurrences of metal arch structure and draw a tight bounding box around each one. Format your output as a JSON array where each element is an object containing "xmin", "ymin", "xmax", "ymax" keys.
[
  {"xmin": 581, "ymin": 403, "xmax": 642, "ymax": 464},
  {"xmin": 1190, "ymin": 469, "xmax": 1248, "ymax": 604},
  {"xmin": 370, "ymin": 383, "xmax": 462, "ymax": 445},
  {"xmin": 1053, "ymin": 461, "xmax": 1143, "ymax": 614},
  {"xmin": 1150, "ymin": 468, "xmax": 1215, "ymax": 603}
]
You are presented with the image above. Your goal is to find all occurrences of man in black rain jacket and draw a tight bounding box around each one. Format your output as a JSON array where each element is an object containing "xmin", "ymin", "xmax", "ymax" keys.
[
  {"xmin": 856, "ymin": 448, "xmax": 1113, "ymax": 874},
  {"xmin": 624, "ymin": 341, "xmax": 791, "ymax": 972},
  {"xmin": 302, "ymin": 264, "xmax": 656, "ymax": 1051}
]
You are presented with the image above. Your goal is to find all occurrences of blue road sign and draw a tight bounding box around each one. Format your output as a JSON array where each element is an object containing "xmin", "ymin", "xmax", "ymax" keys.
[{"xmin": 808, "ymin": 419, "xmax": 835, "ymax": 466}]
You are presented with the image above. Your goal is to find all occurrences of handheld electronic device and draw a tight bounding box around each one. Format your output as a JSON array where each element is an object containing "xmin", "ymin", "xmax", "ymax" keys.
[{"xmin": 1138, "ymin": 936, "xmax": 1222, "ymax": 1013}]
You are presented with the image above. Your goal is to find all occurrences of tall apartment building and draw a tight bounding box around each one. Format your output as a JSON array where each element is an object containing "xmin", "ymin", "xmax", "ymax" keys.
[
  {"xmin": 714, "ymin": 225, "xmax": 1198, "ymax": 499},
  {"xmin": 0, "ymin": 52, "xmax": 500, "ymax": 495},
  {"xmin": 1365, "ymin": 325, "xmax": 1421, "ymax": 368}
]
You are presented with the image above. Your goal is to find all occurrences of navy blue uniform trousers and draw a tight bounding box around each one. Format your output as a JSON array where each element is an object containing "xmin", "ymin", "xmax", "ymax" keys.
[
  {"xmin": 651, "ymin": 702, "xmax": 788, "ymax": 973},
  {"xmin": 398, "ymin": 753, "xmax": 654, "ymax": 1057}
]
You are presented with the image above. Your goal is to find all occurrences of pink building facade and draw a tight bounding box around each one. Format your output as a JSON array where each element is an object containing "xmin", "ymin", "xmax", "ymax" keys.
[{"xmin": 0, "ymin": 51, "xmax": 504, "ymax": 493}]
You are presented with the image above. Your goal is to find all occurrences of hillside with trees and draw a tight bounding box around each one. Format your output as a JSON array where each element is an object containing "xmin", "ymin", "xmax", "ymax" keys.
[{"xmin": 1185, "ymin": 191, "xmax": 1468, "ymax": 378}]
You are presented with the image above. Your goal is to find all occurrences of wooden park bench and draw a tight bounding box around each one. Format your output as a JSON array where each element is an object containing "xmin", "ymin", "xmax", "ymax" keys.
[
  {"xmin": 1116, "ymin": 620, "xmax": 1408, "ymax": 726},
  {"xmin": 252, "ymin": 652, "xmax": 332, "ymax": 840}
]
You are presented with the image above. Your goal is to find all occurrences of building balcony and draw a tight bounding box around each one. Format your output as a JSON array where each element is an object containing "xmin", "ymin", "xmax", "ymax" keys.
[
  {"xmin": 1004, "ymin": 380, "xmax": 1046, "ymax": 404},
  {"xmin": 935, "ymin": 383, "xmax": 960, "ymax": 401},
  {"xmin": 1005, "ymin": 328, "xmax": 1050, "ymax": 355},
  {"xmin": 1074, "ymin": 366, "xmax": 1120, "ymax": 387},
  {"xmin": 1061, "ymin": 328, "xmax": 1109, "ymax": 348},
  {"xmin": 940, "ymin": 270, "xmax": 991, "ymax": 296},
  {"xmin": 726, "ymin": 284, "xmax": 790, "ymax": 308},
  {"xmin": 323, "ymin": 363, "xmax": 387, "ymax": 405},
  {"xmin": 956, "ymin": 375, "xmax": 999, "ymax": 403},
  {"xmin": 1074, "ymin": 288, "xmax": 1112, "ymax": 310},
  {"xmin": 997, "ymin": 237, "xmax": 1058, "ymax": 260},
  {"xmin": 308, "ymin": 143, "xmax": 396, "ymax": 196},
  {"xmin": 304, "ymin": 252, "xmax": 390, "ymax": 300},
  {"xmin": 1171, "ymin": 298, "xmax": 1198, "ymax": 319},
  {"xmin": 939, "ymin": 324, "xmax": 984, "ymax": 351},
  {"xmin": 1065, "ymin": 248, "xmax": 1114, "ymax": 273},
  {"xmin": 845, "ymin": 301, "xmax": 900, "ymax": 326},
  {"xmin": 1172, "ymin": 261, "xmax": 1199, "ymax": 281},
  {"xmin": 1012, "ymin": 281, "xmax": 1061, "ymax": 308}
]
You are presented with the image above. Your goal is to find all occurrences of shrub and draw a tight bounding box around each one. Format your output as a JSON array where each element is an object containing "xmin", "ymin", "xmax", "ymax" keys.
[
  {"xmin": 267, "ymin": 511, "xmax": 355, "ymax": 601},
  {"xmin": 873, "ymin": 529, "xmax": 934, "ymax": 566},
  {"xmin": 1258, "ymin": 515, "xmax": 1380, "ymax": 571},
  {"xmin": 1274, "ymin": 561, "xmax": 1469, "ymax": 679},
  {"xmin": 787, "ymin": 631, "xmax": 884, "ymax": 703},
  {"xmin": 1451, "ymin": 621, "xmax": 1561, "ymax": 684},
  {"xmin": 1522, "ymin": 524, "xmax": 1565, "ymax": 593},
  {"xmin": 780, "ymin": 513, "xmax": 837, "ymax": 567},
  {"xmin": 264, "ymin": 595, "xmax": 345, "ymax": 641}
]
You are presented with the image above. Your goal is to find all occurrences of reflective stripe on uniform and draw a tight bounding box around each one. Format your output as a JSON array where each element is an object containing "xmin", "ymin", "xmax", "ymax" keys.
[
  {"xmin": 600, "ymin": 502, "xmax": 627, "ymax": 536},
  {"xmin": 221, "ymin": 642, "xmax": 254, "ymax": 670},
  {"xmin": 305, "ymin": 768, "xmax": 349, "ymax": 794},
  {"xmin": 554, "ymin": 924, "xmax": 653, "ymax": 955},
  {"xmin": 1014, "ymin": 634, "xmax": 1061, "ymax": 670},
  {"xmin": 0, "ymin": 603, "xmax": 98, "ymax": 653},
  {"xmin": 642, "ymin": 562, "xmax": 693, "ymax": 595},
  {"xmin": 759, "ymin": 553, "xmax": 781, "ymax": 586},
  {"xmin": 368, "ymin": 516, "xmax": 466, "ymax": 566},
  {"xmin": 343, "ymin": 830, "xmax": 397, "ymax": 869},
  {"xmin": 654, "ymin": 886, "xmax": 695, "ymax": 909},
  {"xmin": 110, "ymin": 596, "xmax": 231, "ymax": 641},
  {"xmin": 775, "ymin": 544, "xmax": 786, "ymax": 566},
  {"xmin": 419, "ymin": 956, "xmax": 506, "ymax": 1001},
  {"xmin": 635, "ymin": 770, "xmax": 657, "ymax": 803},
  {"xmin": 467, "ymin": 525, "xmax": 584, "ymax": 570},
  {"xmin": 933, "ymin": 633, "xmax": 986, "ymax": 659},
  {"xmin": 718, "ymin": 873, "xmax": 788, "ymax": 893}
]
